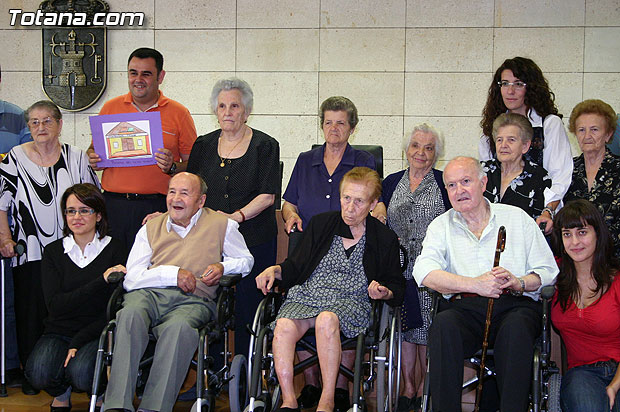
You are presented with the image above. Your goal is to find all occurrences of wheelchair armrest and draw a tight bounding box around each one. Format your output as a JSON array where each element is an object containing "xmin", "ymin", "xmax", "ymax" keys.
[
  {"xmin": 106, "ymin": 284, "xmax": 126, "ymax": 321},
  {"xmin": 540, "ymin": 285, "xmax": 555, "ymax": 300},
  {"xmin": 220, "ymin": 273, "xmax": 242, "ymax": 288}
]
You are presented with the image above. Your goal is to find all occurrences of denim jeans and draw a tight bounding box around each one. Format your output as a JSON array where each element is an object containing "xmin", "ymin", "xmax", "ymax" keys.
[
  {"xmin": 24, "ymin": 334, "xmax": 98, "ymax": 397},
  {"xmin": 561, "ymin": 360, "xmax": 620, "ymax": 412}
]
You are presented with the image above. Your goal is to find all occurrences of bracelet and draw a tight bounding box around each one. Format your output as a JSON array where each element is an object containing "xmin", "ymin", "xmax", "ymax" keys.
[
  {"xmin": 236, "ymin": 209, "xmax": 246, "ymax": 222},
  {"xmin": 542, "ymin": 207, "xmax": 554, "ymax": 218}
]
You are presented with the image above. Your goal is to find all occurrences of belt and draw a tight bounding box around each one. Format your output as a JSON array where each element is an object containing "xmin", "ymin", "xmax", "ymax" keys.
[
  {"xmin": 105, "ymin": 191, "xmax": 165, "ymax": 200},
  {"xmin": 450, "ymin": 289, "xmax": 513, "ymax": 302},
  {"xmin": 588, "ymin": 360, "xmax": 619, "ymax": 368}
]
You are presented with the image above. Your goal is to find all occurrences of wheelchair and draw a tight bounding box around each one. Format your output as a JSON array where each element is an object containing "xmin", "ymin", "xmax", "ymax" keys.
[
  {"xmin": 420, "ymin": 285, "xmax": 561, "ymax": 412},
  {"xmin": 244, "ymin": 292, "xmax": 402, "ymax": 412},
  {"xmin": 88, "ymin": 273, "xmax": 248, "ymax": 412}
]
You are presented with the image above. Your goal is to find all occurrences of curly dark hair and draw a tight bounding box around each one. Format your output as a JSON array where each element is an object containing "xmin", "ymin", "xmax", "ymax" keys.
[
  {"xmin": 552, "ymin": 199, "xmax": 619, "ymax": 312},
  {"xmin": 481, "ymin": 57, "xmax": 561, "ymax": 155}
]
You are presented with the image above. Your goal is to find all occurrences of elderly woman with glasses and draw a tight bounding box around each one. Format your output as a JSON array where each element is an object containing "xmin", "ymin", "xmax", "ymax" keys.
[
  {"xmin": 382, "ymin": 123, "xmax": 450, "ymax": 411},
  {"xmin": 0, "ymin": 100, "xmax": 98, "ymax": 395},
  {"xmin": 478, "ymin": 57, "xmax": 573, "ymax": 233},
  {"xmin": 25, "ymin": 184, "xmax": 126, "ymax": 411}
]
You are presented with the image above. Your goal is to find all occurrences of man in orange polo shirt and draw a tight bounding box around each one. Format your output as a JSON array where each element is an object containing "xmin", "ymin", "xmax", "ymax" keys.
[{"xmin": 88, "ymin": 48, "xmax": 197, "ymax": 251}]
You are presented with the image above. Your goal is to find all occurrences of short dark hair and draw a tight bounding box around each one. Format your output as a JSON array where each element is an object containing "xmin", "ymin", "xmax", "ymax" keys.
[
  {"xmin": 128, "ymin": 48, "xmax": 164, "ymax": 74},
  {"xmin": 552, "ymin": 199, "xmax": 619, "ymax": 312},
  {"xmin": 25, "ymin": 100, "xmax": 62, "ymax": 123},
  {"xmin": 320, "ymin": 96, "xmax": 359, "ymax": 130},
  {"xmin": 61, "ymin": 184, "xmax": 108, "ymax": 239}
]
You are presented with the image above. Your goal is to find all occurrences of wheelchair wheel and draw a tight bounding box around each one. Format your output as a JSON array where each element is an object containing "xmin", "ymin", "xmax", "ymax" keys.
[
  {"xmin": 376, "ymin": 305, "xmax": 402, "ymax": 412},
  {"xmin": 190, "ymin": 398, "xmax": 209, "ymax": 412},
  {"xmin": 546, "ymin": 373, "xmax": 561, "ymax": 412},
  {"xmin": 230, "ymin": 354, "xmax": 249, "ymax": 412}
]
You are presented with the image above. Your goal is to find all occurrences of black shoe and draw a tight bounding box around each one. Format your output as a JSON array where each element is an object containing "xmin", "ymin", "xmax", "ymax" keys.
[
  {"xmin": 396, "ymin": 395, "xmax": 414, "ymax": 412},
  {"xmin": 5, "ymin": 367, "xmax": 24, "ymax": 388},
  {"xmin": 21, "ymin": 379, "xmax": 40, "ymax": 395},
  {"xmin": 297, "ymin": 384, "xmax": 321, "ymax": 409},
  {"xmin": 334, "ymin": 388, "xmax": 350, "ymax": 412},
  {"xmin": 413, "ymin": 396, "xmax": 422, "ymax": 411}
]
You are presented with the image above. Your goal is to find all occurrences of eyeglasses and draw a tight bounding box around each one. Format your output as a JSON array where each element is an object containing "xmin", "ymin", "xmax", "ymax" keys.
[
  {"xmin": 65, "ymin": 208, "xmax": 95, "ymax": 217},
  {"xmin": 28, "ymin": 117, "xmax": 57, "ymax": 128},
  {"xmin": 497, "ymin": 81, "xmax": 527, "ymax": 90}
]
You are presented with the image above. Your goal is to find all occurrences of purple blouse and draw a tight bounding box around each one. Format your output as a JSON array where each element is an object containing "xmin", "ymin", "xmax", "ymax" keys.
[{"xmin": 283, "ymin": 143, "xmax": 376, "ymax": 225}]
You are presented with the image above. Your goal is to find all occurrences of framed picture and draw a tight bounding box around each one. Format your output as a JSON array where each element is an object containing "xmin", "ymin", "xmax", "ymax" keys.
[{"xmin": 89, "ymin": 111, "xmax": 164, "ymax": 168}]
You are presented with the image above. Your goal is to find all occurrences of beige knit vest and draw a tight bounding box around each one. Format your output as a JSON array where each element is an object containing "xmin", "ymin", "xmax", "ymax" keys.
[{"xmin": 146, "ymin": 208, "xmax": 228, "ymax": 300}]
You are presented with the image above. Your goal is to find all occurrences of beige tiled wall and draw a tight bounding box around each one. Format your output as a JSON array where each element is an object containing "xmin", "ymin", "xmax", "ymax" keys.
[{"xmin": 1, "ymin": 0, "xmax": 619, "ymax": 191}]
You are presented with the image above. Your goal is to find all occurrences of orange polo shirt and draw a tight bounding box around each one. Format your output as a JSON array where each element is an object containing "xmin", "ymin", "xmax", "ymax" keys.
[{"xmin": 96, "ymin": 92, "xmax": 197, "ymax": 195}]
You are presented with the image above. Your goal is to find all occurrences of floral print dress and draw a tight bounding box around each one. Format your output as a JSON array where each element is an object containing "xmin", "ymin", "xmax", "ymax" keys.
[{"xmin": 482, "ymin": 157, "xmax": 551, "ymax": 220}]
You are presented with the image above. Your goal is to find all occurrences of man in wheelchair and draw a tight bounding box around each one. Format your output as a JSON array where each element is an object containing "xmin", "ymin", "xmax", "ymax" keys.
[
  {"xmin": 412, "ymin": 157, "xmax": 558, "ymax": 412},
  {"xmin": 256, "ymin": 167, "xmax": 406, "ymax": 412},
  {"xmin": 103, "ymin": 172, "xmax": 254, "ymax": 412}
]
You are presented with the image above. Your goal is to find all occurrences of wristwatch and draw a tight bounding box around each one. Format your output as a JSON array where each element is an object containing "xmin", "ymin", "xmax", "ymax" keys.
[
  {"xmin": 167, "ymin": 162, "xmax": 177, "ymax": 175},
  {"xmin": 511, "ymin": 277, "xmax": 525, "ymax": 296}
]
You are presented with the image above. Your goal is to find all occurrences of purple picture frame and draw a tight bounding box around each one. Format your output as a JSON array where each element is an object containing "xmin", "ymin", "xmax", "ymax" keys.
[{"xmin": 89, "ymin": 111, "xmax": 164, "ymax": 168}]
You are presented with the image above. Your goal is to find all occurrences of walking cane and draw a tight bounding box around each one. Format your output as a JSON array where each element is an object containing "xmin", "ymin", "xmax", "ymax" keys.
[
  {"xmin": 1, "ymin": 244, "xmax": 25, "ymax": 397},
  {"xmin": 473, "ymin": 226, "xmax": 506, "ymax": 412}
]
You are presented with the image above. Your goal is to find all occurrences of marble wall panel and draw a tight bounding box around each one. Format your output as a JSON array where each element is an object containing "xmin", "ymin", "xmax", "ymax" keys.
[
  {"xmin": 238, "ymin": 0, "xmax": 319, "ymax": 28},
  {"xmin": 236, "ymin": 29, "xmax": 319, "ymax": 71},
  {"xmin": 321, "ymin": 0, "xmax": 406, "ymax": 27},
  {"xmin": 320, "ymin": 28, "xmax": 405, "ymax": 72},
  {"xmin": 493, "ymin": 28, "xmax": 584, "ymax": 73},
  {"xmin": 319, "ymin": 72, "xmax": 404, "ymax": 116},
  {"xmin": 406, "ymin": 28, "xmax": 493, "ymax": 72},
  {"xmin": 494, "ymin": 0, "xmax": 584, "ymax": 27}
]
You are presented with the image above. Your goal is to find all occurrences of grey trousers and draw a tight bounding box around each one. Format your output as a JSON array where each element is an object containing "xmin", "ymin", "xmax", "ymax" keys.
[{"xmin": 103, "ymin": 288, "xmax": 214, "ymax": 412}]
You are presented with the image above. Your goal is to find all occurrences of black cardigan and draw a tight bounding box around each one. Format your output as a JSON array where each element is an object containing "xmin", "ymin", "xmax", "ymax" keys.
[
  {"xmin": 279, "ymin": 211, "xmax": 405, "ymax": 306},
  {"xmin": 41, "ymin": 237, "xmax": 126, "ymax": 349}
]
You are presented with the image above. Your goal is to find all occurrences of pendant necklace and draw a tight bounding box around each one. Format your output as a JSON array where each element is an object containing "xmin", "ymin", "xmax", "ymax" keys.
[{"xmin": 218, "ymin": 131, "xmax": 245, "ymax": 167}]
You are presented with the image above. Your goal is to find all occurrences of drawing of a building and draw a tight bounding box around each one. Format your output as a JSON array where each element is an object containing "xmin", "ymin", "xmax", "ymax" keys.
[{"xmin": 105, "ymin": 121, "xmax": 152, "ymax": 158}]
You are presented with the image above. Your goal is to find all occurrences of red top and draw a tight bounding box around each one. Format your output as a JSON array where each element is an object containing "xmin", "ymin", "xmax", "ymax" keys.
[
  {"xmin": 96, "ymin": 92, "xmax": 197, "ymax": 195},
  {"xmin": 552, "ymin": 273, "xmax": 620, "ymax": 369}
]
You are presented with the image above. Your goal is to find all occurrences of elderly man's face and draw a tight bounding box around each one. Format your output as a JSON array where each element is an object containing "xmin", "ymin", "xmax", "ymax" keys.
[
  {"xmin": 166, "ymin": 173, "xmax": 206, "ymax": 227},
  {"xmin": 340, "ymin": 180, "xmax": 378, "ymax": 229},
  {"xmin": 444, "ymin": 159, "xmax": 487, "ymax": 215}
]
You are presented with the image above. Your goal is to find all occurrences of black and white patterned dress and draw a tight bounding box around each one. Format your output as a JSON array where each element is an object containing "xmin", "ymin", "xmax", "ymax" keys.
[
  {"xmin": 387, "ymin": 170, "xmax": 445, "ymax": 344},
  {"xmin": 275, "ymin": 234, "xmax": 372, "ymax": 338},
  {"xmin": 0, "ymin": 144, "xmax": 99, "ymax": 266}
]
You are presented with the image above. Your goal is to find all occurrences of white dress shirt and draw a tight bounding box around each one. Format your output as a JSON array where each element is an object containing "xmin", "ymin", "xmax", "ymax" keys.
[
  {"xmin": 478, "ymin": 108, "xmax": 573, "ymax": 203},
  {"xmin": 123, "ymin": 208, "xmax": 254, "ymax": 292},
  {"xmin": 63, "ymin": 233, "xmax": 112, "ymax": 268},
  {"xmin": 413, "ymin": 200, "xmax": 558, "ymax": 300}
]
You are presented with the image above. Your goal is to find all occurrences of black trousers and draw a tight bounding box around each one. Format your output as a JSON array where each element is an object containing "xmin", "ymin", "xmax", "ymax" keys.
[
  {"xmin": 13, "ymin": 261, "xmax": 47, "ymax": 367},
  {"xmin": 428, "ymin": 295, "xmax": 542, "ymax": 412},
  {"xmin": 103, "ymin": 192, "xmax": 167, "ymax": 252}
]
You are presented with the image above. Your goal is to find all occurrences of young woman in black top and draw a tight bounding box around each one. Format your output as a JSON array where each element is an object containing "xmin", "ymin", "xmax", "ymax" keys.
[{"xmin": 25, "ymin": 184, "xmax": 126, "ymax": 412}]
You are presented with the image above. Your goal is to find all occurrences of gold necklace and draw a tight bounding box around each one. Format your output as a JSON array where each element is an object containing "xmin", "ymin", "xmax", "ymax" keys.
[{"xmin": 218, "ymin": 134, "xmax": 245, "ymax": 167}]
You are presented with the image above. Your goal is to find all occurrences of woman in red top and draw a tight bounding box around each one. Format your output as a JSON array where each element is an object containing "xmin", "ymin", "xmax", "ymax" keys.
[{"xmin": 552, "ymin": 199, "xmax": 620, "ymax": 411}]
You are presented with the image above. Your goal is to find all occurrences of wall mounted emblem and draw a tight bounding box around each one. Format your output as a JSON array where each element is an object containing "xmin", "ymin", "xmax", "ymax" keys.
[{"xmin": 41, "ymin": 0, "xmax": 109, "ymax": 111}]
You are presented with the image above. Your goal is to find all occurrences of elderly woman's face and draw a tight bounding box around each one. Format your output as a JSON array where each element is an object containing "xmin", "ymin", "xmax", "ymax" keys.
[
  {"xmin": 407, "ymin": 131, "xmax": 436, "ymax": 172},
  {"xmin": 575, "ymin": 113, "xmax": 612, "ymax": 156},
  {"xmin": 494, "ymin": 125, "xmax": 530, "ymax": 164},
  {"xmin": 216, "ymin": 89, "xmax": 249, "ymax": 134},
  {"xmin": 27, "ymin": 108, "xmax": 61, "ymax": 143},
  {"xmin": 323, "ymin": 110, "xmax": 353, "ymax": 147},
  {"xmin": 340, "ymin": 180, "xmax": 378, "ymax": 229}
]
